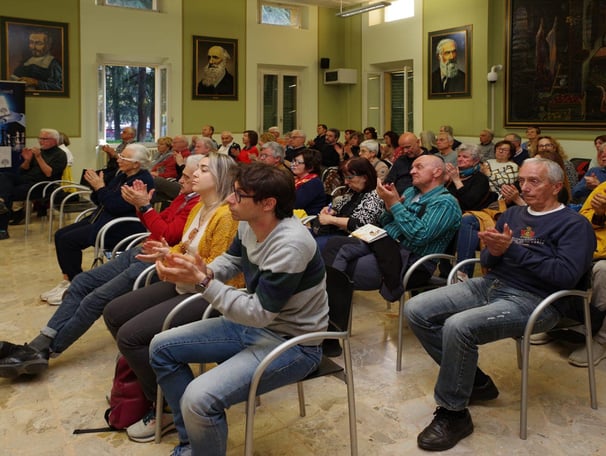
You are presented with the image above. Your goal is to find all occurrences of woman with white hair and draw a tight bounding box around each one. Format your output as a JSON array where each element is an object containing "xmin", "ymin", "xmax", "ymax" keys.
[
  {"xmin": 358, "ymin": 139, "xmax": 389, "ymax": 181},
  {"xmin": 42, "ymin": 143, "xmax": 154, "ymax": 304}
]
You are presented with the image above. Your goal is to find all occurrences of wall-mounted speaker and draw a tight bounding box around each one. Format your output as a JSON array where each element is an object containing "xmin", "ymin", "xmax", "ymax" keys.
[{"xmin": 320, "ymin": 58, "xmax": 330, "ymax": 69}]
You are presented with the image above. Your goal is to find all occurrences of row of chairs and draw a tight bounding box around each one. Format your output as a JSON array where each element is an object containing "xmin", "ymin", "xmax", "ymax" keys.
[{"xmin": 136, "ymin": 248, "xmax": 599, "ymax": 454}]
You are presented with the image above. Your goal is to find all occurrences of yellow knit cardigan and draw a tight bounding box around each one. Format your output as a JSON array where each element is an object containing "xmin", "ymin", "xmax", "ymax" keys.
[{"xmin": 171, "ymin": 202, "xmax": 244, "ymax": 288}]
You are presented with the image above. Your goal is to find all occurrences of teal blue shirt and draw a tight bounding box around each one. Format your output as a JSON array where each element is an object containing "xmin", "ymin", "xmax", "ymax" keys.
[{"xmin": 379, "ymin": 184, "xmax": 462, "ymax": 257}]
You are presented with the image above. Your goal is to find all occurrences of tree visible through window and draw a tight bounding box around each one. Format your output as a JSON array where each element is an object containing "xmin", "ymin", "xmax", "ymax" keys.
[
  {"xmin": 260, "ymin": 2, "xmax": 301, "ymax": 27},
  {"xmin": 99, "ymin": 0, "xmax": 157, "ymax": 11},
  {"xmin": 105, "ymin": 65, "xmax": 155, "ymax": 142}
]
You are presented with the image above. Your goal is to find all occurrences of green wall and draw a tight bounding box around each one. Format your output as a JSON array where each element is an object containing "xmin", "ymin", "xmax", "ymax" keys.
[
  {"xmin": 181, "ymin": 0, "xmax": 246, "ymax": 135},
  {"xmin": 422, "ymin": 0, "xmax": 490, "ymax": 137},
  {"xmin": 0, "ymin": 0, "xmax": 80, "ymax": 137},
  {"xmin": 317, "ymin": 8, "xmax": 363, "ymax": 132}
]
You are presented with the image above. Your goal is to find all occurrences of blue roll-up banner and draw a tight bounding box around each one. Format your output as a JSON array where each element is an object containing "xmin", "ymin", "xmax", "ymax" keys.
[{"xmin": 0, "ymin": 80, "xmax": 26, "ymax": 173}]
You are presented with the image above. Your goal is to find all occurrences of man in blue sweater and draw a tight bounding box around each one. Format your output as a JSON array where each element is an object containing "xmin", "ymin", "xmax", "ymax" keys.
[{"xmin": 404, "ymin": 157, "xmax": 596, "ymax": 451}]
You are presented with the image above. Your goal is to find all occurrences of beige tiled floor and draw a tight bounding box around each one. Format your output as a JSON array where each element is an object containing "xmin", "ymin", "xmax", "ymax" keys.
[{"xmin": 1, "ymin": 216, "xmax": 606, "ymax": 455}]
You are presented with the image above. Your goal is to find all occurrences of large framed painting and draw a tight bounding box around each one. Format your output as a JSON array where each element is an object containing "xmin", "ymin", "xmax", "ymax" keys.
[
  {"xmin": 193, "ymin": 35, "xmax": 237, "ymax": 100},
  {"xmin": 506, "ymin": 0, "xmax": 606, "ymax": 128},
  {"xmin": 428, "ymin": 25, "xmax": 472, "ymax": 99},
  {"xmin": 1, "ymin": 17, "xmax": 69, "ymax": 97}
]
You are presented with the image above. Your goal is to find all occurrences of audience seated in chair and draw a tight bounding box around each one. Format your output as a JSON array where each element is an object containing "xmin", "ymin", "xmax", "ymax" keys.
[
  {"xmin": 403, "ymin": 158, "xmax": 595, "ymax": 452},
  {"xmin": 313, "ymin": 157, "xmax": 384, "ymax": 251},
  {"xmin": 102, "ymin": 153, "xmax": 242, "ymax": 443},
  {"xmin": 291, "ymin": 148, "xmax": 326, "ymax": 216},
  {"xmin": 567, "ymin": 181, "xmax": 606, "ymax": 367},
  {"xmin": 443, "ymin": 143, "xmax": 497, "ymax": 280},
  {"xmin": 0, "ymin": 155, "xmax": 203, "ymax": 379},
  {"xmin": 572, "ymin": 142, "xmax": 606, "ymax": 204},
  {"xmin": 0, "ymin": 128, "xmax": 67, "ymax": 239},
  {"xmin": 323, "ymin": 154, "xmax": 462, "ymax": 302},
  {"xmin": 145, "ymin": 163, "xmax": 328, "ymax": 456},
  {"xmin": 42, "ymin": 143, "xmax": 154, "ymax": 306},
  {"xmin": 383, "ymin": 132, "xmax": 427, "ymax": 195}
]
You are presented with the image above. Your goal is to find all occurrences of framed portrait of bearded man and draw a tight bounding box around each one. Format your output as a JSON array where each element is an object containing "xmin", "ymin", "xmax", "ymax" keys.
[
  {"xmin": 193, "ymin": 35, "xmax": 237, "ymax": 100},
  {"xmin": 428, "ymin": 25, "xmax": 472, "ymax": 99}
]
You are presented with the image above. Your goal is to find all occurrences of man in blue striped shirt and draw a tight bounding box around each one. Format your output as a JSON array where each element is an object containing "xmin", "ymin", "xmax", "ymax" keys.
[{"xmin": 323, "ymin": 154, "xmax": 462, "ymax": 301}]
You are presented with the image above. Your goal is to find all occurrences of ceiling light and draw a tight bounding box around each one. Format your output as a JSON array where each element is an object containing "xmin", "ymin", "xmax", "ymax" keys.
[{"xmin": 336, "ymin": 1, "xmax": 391, "ymax": 18}]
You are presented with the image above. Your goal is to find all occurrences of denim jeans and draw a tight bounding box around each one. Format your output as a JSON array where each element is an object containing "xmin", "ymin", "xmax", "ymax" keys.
[
  {"xmin": 44, "ymin": 247, "xmax": 150, "ymax": 353},
  {"xmin": 456, "ymin": 214, "xmax": 481, "ymax": 277},
  {"xmin": 404, "ymin": 277, "xmax": 561, "ymax": 411},
  {"xmin": 150, "ymin": 317, "xmax": 322, "ymax": 455}
]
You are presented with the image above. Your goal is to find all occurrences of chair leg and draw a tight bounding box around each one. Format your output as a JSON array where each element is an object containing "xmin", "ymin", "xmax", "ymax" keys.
[
  {"xmin": 519, "ymin": 332, "xmax": 531, "ymax": 439},
  {"xmin": 154, "ymin": 386, "xmax": 164, "ymax": 443},
  {"xmin": 396, "ymin": 293, "xmax": 406, "ymax": 372},
  {"xmin": 343, "ymin": 338, "xmax": 358, "ymax": 456},
  {"xmin": 583, "ymin": 300, "xmax": 598, "ymax": 410},
  {"xmin": 297, "ymin": 382, "xmax": 306, "ymax": 417},
  {"xmin": 515, "ymin": 338, "xmax": 522, "ymax": 370}
]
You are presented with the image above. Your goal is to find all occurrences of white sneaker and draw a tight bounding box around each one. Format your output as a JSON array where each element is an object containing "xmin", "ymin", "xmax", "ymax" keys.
[
  {"xmin": 126, "ymin": 410, "xmax": 175, "ymax": 443},
  {"xmin": 46, "ymin": 287, "xmax": 68, "ymax": 306},
  {"xmin": 568, "ymin": 340, "xmax": 606, "ymax": 367},
  {"xmin": 529, "ymin": 332, "xmax": 553, "ymax": 345},
  {"xmin": 40, "ymin": 280, "xmax": 70, "ymax": 301}
]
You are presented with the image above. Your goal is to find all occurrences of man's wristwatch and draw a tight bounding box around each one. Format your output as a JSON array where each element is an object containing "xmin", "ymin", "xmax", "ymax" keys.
[
  {"xmin": 138, "ymin": 204, "xmax": 152, "ymax": 213},
  {"xmin": 194, "ymin": 275, "xmax": 212, "ymax": 293}
]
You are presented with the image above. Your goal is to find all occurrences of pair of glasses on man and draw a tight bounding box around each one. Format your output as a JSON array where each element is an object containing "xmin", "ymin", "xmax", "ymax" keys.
[
  {"xmin": 117, "ymin": 153, "xmax": 138, "ymax": 163},
  {"xmin": 231, "ymin": 185, "xmax": 255, "ymax": 203}
]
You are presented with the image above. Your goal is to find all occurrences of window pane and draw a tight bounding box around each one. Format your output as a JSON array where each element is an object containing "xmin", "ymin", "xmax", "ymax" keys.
[
  {"xmin": 263, "ymin": 74, "xmax": 278, "ymax": 132},
  {"xmin": 282, "ymin": 75, "xmax": 297, "ymax": 133},
  {"xmin": 390, "ymin": 72, "xmax": 405, "ymax": 133},
  {"xmin": 105, "ymin": 65, "xmax": 155, "ymax": 142},
  {"xmin": 260, "ymin": 3, "xmax": 301, "ymax": 27},
  {"xmin": 101, "ymin": 0, "xmax": 156, "ymax": 10}
]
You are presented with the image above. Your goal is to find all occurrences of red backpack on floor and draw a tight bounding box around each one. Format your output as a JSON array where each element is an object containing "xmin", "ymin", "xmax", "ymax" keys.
[{"xmin": 104, "ymin": 355, "xmax": 152, "ymax": 429}]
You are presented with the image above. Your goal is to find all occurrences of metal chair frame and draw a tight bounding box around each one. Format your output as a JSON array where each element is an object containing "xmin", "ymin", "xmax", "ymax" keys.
[
  {"xmin": 447, "ymin": 259, "xmax": 597, "ymax": 439},
  {"xmin": 396, "ymin": 253, "xmax": 456, "ymax": 371},
  {"xmin": 153, "ymin": 268, "xmax": 358, "ymax": 455}
]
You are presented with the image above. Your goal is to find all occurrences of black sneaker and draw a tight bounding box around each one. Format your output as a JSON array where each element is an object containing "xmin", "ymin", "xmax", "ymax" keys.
[
  {"xmin": 417, "ymin": 407, "xmax": 474, "ymax": 451},
  {"xmin": 469, "ymin": 376, "xmax": 499, "ymax": 404},
  {"xmin": 0, "ymin": 344, "xmax": 49, "ymax": 378},
  {"xmin": 0, "ymin": 341, "xmax": 22, "ymax": 358},
  {"xmin": 0, "ymin": 230, "xmax": 9, "ymax": 240},
  {"xmin": 9, "ymin": 209, "xmax": 25, "ymax": 225}
]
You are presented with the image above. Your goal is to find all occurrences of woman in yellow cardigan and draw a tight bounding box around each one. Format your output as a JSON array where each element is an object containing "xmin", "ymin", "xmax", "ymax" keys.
[{"xmin": 103, "ymin": 152, "xmax": 243, "ymax": 442}]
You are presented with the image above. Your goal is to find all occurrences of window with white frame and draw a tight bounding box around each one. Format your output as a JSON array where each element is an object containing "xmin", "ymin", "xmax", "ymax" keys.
[
  {"xmin": 97, "ymin": 0, "xmax": 158, "ymax": 11},
  {"xmin": 259, "ymin": 2, "xmax": 302, "ymax": 28},
  {"xmin": 369, "ymin": 0, "xmax": 414, "ymax": 25}
]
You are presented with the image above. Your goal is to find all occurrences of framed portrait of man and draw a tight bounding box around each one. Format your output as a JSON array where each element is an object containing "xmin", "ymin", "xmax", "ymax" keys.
[
  {"xmin": 428, "ymin": 25, "xmax": 472, "ymax": 99},
  {"xmin": 193, "ymin": 36, "xmax": 238, "ymax": 100},
  {"xmin": 1, "ymin": 17, "xmax": 69, "ymax": 97}
]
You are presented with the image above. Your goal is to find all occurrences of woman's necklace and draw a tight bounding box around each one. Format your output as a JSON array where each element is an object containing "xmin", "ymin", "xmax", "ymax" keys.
[{"xmin": 178, "ymin": 202, "xmax": 218, "ymax": 254}]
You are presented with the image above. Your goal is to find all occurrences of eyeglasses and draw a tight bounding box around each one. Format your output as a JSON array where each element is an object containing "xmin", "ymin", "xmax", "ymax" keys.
[
  {"xmin": 496, "ymin": 147, "xmax": 511, "ymax": 152},
  {"xmin": 38, "ymin": 137, "xmax": 53, "ymax": 141},
  {"xmin": 290, "ymin": 160, "xmax": 305, "ymax": 166},
  {"xmin": 232, "ymin": 185, "xmax": 255, "ymax": 203},
  {"xmin": 259, "ymin": 154, "xmax": 273, "ymax": 160},
  {"xmin": 537, "ymin": 143, "xmax": 554, "ymax": 149},
  {"xmin": 344, "ymin": 174, "xmax": 359, "ymax": 180},
  {"xmin": 117, "ymin": 153, "xmax": 138, "ymax": 163}
]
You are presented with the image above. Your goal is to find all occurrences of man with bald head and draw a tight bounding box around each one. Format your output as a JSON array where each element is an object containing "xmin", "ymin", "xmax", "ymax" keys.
[
  {"xmin": 197, "ymin": 45, "xmax": 234, "ymax": 96},
  {"xmin": 323, "ymin": 154, "xmax": 461, "ymax": 301},
  {"xmin": 383, "ymin": 132, "xmax": 428, "ymax": 195}
]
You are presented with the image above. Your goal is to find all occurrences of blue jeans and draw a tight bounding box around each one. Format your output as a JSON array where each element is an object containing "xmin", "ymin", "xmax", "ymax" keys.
[
  {"xmin": 456, "ymin": 214, "xmax": 481, "ymax": 277},
  {"xmin": 404, "ymin": 277, "xmax": 561, "ymax": 411},
  {"xmin": 150, "ymin": 317, "xmax": 322, "ymax": 455},
  {"xmin": 44, "ymin": 247, "xmax": 150, "ymax": 353}
]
